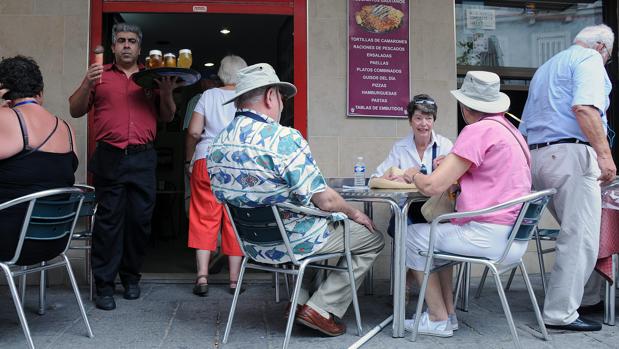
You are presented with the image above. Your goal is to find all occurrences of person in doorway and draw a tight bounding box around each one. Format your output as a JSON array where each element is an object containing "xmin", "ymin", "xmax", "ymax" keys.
[
  {"xmin": 0, "ymin": 55, "xmax": 78, "ymax": 263},
  {"xmin": 208, "ymin": 63, "xmax": 384, "ymax": 336},
  {"xmin": 519, "ymin": 24, "xmax": 615, "ymax": 331},
  {"xmin": 401, "ymin": 71, "xmax": 531, "ymax": 337},
  {"xmin": 185, "ymin": 55, "xmax": 247, "ymax": 296},
  {"xmin": 183, "ymin": 68, "xmax": 222, "ymax": 216},
  {"xmin": 68, "ymin": 23, "xmax": 182, "ymax": 311}
]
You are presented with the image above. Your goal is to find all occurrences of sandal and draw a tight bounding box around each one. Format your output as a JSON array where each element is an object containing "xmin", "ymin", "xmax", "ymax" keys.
[
  {"xmin": 193, "ymin": 275, "xmax": 208, "ymax": 297},
  {"xmin": 228, "ymin": 280, "xmax": 246, "ymax": 295}
]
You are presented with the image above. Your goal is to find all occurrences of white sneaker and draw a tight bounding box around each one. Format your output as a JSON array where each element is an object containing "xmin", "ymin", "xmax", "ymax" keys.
[
  {"xmin": 406, "ymin": 313, "xmax": 459, "ymax": 331},
  {"xmin": 404, "ymin": 312, "xmax": 453, "ymax": 337},
  {"xmin": 448, "ymin": 313, "xmax": 459, "ymax": 331}
]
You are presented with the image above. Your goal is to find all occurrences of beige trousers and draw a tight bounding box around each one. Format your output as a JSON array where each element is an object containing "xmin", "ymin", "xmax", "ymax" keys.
[
  {"xmin": 296, "ymin": 220, "xmax": 385, "ymax": 318},
  {"xmin": 531, "ymin": 144, "xmax": 601, "ymax": 325}
]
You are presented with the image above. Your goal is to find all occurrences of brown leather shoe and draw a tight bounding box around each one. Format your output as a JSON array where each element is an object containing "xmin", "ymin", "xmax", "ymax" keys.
[
  {"xmin": 284, "ymin": 302, "xmax": 303, "ymax": 319},
  {"xmin": 295, "ymin": 304, "xmax": 346, "ymax": 336}
]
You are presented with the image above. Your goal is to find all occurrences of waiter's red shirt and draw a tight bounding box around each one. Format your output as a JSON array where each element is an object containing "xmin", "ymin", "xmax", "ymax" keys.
[{"xmin": 89, "ymin": 64, "xmax": 158, "ymax": 148}]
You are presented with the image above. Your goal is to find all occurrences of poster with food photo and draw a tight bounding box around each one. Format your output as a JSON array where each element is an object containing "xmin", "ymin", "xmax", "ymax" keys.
[{"xmin": 348, "ymin": 0, "xmax": 410, "ymax": 118}]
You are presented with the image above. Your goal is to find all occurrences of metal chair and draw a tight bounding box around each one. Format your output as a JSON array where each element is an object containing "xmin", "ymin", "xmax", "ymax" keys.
[
  {"xmin": 0, "ymin": 187, "xmax": 94, "ymax": 349},
  {"xmin": 222, "ymin": 202, "xmax": 363, "ymax": 349},
  {"xmin": 410, "ymin": 189, "xmax": 555, "ymax": 348},
  {"xmin": 70, "ymin": 184, "xmax": 97, "ymax": 300},
  {"xmin": 32, "ymin": 185, "xmax": 97, "ymax": 316}
]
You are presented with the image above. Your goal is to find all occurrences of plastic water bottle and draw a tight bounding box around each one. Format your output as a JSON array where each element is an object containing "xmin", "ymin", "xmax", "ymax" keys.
[{"xmin": 354, "ymin": 156, "xmax": 366, "ymax": 187}]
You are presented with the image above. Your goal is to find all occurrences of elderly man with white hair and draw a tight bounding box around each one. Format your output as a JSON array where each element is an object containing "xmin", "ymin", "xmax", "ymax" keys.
[
  {"xmin": 520, "ymin": 24, "xmax": 616, "ymax": 331},
  {"xmin": 207, "ymin": 63, "xmax": 384, "ymax": 337}
]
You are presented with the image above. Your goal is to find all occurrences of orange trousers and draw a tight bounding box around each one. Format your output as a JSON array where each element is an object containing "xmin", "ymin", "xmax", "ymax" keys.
[{"xmin": 188, "ymin": 158, "xmax": 242, "ymax": 256}]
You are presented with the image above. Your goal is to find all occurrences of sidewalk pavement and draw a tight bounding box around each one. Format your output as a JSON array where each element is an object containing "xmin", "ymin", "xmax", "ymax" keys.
[{"xmin": 1, "ymin": 276, "xmax": 617, "ymax": 349}]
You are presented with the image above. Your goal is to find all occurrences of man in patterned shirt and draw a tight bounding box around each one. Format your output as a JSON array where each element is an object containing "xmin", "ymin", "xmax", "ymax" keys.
[{"xmin": 208, "ymin": 63, "xmax": 384, "ymax": 336}]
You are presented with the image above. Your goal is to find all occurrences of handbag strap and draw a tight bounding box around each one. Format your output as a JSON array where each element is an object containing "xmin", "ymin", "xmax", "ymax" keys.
[{"xmin": 483, "ymin": 117, "xmax": 531, "ymax": 168}]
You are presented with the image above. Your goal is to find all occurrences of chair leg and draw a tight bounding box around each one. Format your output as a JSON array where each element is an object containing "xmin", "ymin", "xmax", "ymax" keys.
[
  {"xmin": 19, "ymin": 266, "xmax": 27, "ymax": 306},
  {"xmin": 62, "ymin": 254, "xmax": 94, "ymax": 338},
  {"xmin": 275, "ymin": 272, "xmax": 281, "ymax": 303},
  {"xmin": 520, "ymin": 261, "xmax": 549, "ymax": 340},
  {"xmin": 38, "ymin": 262, "xmax": 46, "ymax": 315},
  {"xmin": 223, "ymin": 258, "xmax": 248, "ymax": 344},
  {"xmin": 345, "ymin": 250, "xmax": 363, "ymax": 336},
  {"xmin": 534, "ymin": 232, "xmax": 548, "ymax": 294},
  {"xmin": 504, "ymin": 267, "xmax": 517, "ymax": 291},
  {"xmin": 475, "ymin": 266, "xmax": 490, "ymax": 299},
  {"xmin": 282, "ymin": 261, "xmax": 309, "ymax": 349},
  {"xmin": 490, "ymin": 265, "xmax": 520, "ymax": 348},
  {"xmin": 459, "ymin": 263, "xmax": 471, "ymax": 312},
  {"xmin": 284, "ymin": 267, "xmax": 292, "ymax": 300},
  {"xmin": 87, "ymin": 241, "xmax": 93, "ymax": 301},
  {"xmin": 454, "ymin": 263, "xmax": 464, "ymax": 305},
  {"xmin": 410, "ymin": 255, "xmax": 433, "ymax": 342},
  {"xmin": 389, "ymin": 240, "xmax": 395, "ymax": 296},
  {"xmin": 1, "ymin": 264, "xmax": 35, "ymax": 349}
]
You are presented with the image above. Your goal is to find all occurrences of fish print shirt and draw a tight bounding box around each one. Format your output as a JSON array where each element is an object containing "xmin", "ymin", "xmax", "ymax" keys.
[{"xmin": 208, "ymin": 109, "xmax": 330, "ymax": 264}]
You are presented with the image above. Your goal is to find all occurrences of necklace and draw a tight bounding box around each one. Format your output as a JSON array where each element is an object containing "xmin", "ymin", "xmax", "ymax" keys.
[{"xmin": 13, "ymin": 100, "xmax": 38, "ymax": 107}]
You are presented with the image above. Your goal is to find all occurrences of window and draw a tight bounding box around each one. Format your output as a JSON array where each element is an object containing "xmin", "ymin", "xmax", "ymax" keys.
[{"xmin": 455, "ymin": 1, "xmax": 603, "ymax": 68}]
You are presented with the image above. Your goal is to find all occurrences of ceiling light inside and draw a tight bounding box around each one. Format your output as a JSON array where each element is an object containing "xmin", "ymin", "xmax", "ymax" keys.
[
  {"xmin": 204, "ymin": 62, "xmax": 214, "ymax": 67},
  {"xmin": 220, "ymin": 28, "xmax": 231, "ymax": 35}
]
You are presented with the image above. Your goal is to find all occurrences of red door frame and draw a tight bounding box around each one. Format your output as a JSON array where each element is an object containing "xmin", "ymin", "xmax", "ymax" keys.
[{"xmin": 88, "ymin": 0, "xmax": 307, "ymax": 159}]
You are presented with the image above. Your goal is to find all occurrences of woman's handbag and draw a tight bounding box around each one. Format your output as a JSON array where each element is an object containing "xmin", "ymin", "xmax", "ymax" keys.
[{"xmin": 420, "ymin": 186, "xmax": 457, "ymax": 222}]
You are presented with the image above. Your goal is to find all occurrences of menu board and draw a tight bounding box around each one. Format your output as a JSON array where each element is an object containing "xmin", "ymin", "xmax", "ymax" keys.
[{"xmin": 348, "ymin": 0, "xmax": 410, "ymax": 118}]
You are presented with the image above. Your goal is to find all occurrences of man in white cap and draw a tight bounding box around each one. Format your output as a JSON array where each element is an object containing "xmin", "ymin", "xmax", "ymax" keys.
[
  {"xmin": 207, "ymin": 63, "xmax": 384, "ymax": 336},
  {"xmin": 520, "ymin": 24, "xmax": 616, "ymax": 331}
]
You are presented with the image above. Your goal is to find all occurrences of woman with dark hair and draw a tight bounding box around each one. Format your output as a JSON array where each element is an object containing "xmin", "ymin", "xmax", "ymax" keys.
[{"xmin": 0, "ymin": 55, "xmax": 78, "ymax": 263}]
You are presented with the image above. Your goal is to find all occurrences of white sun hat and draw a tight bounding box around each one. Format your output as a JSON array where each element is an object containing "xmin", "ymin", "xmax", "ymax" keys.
[
  {"xmin": 223, "ymin": 63, "xmax": 297, "ymax": 105},
  {"xmin": 450, "ymin": 71, "xmax": 510, "ymax": 113}
]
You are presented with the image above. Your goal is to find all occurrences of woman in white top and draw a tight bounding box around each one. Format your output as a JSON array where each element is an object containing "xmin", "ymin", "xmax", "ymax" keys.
[
  {"xmin": 185, "ymin": 55, "xmax": 247, "ymax": 297},
  {"xmin": 373, "ymin": 94, "xmax": 453, "ymax": 233}
]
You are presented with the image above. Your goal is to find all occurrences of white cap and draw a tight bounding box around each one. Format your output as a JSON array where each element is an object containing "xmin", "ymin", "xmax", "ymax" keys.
[
  {"xmin": 149, "ymin": 50, "xmax": 162, "ymax": 56},
  {"xmin": 179, "ymin": 49, "xmax": 192, "ymax": 54},
  {"xmin": 164, "ymin": 53, "xmax": 176, "ymax": 57}
]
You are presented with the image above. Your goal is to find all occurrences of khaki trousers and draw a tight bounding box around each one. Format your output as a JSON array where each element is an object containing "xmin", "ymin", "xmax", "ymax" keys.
[
  {"xmin": 296, "ymin": 220, "xmax": 385, "ymax": 318},
  {"xmin": 531, "ymin": 144, "xmax": 601, "ymax": 325}
]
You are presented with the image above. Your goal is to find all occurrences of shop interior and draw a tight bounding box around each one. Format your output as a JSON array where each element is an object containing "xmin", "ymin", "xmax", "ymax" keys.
[{"xmin": 101, "ymin": 12, "xmax": 294, "ymax": 280}]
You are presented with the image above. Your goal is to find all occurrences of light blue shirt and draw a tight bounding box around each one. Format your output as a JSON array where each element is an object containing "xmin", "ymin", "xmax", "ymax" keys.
[
  {"xmin": 520, "ymin": 45, "xmax": 611, "ymax": 144},
  {"xmin": 208, "ymin": 109, "xmax": 330, "ymax": 264}
]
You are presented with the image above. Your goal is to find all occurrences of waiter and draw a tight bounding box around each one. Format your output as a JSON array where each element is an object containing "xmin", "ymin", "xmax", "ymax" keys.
[{"xmin": 69, "ymin": 23, "xmax": 181, "ymax": 310}]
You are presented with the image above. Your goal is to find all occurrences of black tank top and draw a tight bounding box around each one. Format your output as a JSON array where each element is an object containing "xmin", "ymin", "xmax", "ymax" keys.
[{"xmin": 0, "ymin": 107, "xmax": 78, "ymax": 262}]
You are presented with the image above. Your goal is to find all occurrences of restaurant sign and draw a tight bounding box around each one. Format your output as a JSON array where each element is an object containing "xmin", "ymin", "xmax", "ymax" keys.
[{"xmin": 348, "ymin": 0, "xmax": 410, "ymax": 118}]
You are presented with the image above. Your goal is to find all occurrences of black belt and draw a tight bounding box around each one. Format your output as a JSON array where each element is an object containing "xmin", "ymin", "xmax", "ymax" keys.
[
  {"xmin": 528, "ymin": 138, "xmax": 590, "ymax": 150},
  {"xmin": 97, "ymin": 141, "xmax": 154, "ymax": 155}
]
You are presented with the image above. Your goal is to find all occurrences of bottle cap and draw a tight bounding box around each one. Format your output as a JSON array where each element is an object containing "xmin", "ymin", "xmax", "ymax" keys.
[
  {"xmin": 179, "ymin": 49, "xmax": 192, "ymax": 54},
  {"xmin": 149, "ymin": 50, "xmax": 162, "ymax": 56}
]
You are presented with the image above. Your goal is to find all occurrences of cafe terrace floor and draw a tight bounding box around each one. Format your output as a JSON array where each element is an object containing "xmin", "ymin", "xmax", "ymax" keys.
[{"xmin": 1, "ymin": 276, "xmax": 617, "ymax": 349}]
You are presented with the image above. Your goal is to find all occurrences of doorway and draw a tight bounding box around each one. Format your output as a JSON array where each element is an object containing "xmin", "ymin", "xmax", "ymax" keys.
[{"xmin": 90, "ymin": 0, "xmax": 304, "ymax": 282}]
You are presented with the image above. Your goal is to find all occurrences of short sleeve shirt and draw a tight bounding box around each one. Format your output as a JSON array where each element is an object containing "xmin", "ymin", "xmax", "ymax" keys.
[
  {"xmin": 520, "ymin": 45, "xmax": 611, "ymax": 144},
  {"xmin": 207, "ymin": 110, "xmax": 329, "ymax": 264},
  {"xmin": 192, "ymin": 88, "xmax": 237, "ymax": 161},
  {"xmin": 451, "ymin": 115, "xmax": 532, "ymax": 226}
]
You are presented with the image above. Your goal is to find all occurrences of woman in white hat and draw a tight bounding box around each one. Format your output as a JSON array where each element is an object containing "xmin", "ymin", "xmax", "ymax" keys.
[
  {"xmin": 186, "ymin": 55, "xmax": 247, "ymax": 297},
  {"xmin": 399, "ymin": 71, "xmax": 532, "ymax": 337}
]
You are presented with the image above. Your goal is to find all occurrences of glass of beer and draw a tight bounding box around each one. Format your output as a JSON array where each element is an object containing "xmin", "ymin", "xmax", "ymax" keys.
[
  {"xmin": 145, "ymin": 56, "xmax": 151, "ymax": 69},
  {"xmin": 164, "ymin": 53, "xmax": 177, "ymax": 68},
  {"xmin": 149, "ymin": 50, "xmax": 163, "ymax": 68},
  {"xmin": 177, "ymin": 49, "xmax": 192, "ymax": 68}
]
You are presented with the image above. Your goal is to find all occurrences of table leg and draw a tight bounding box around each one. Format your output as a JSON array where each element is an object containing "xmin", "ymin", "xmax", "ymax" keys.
[
  {"xmin": 392, "ymin": 201, "xmax": 412, "ymax": 338},
  {"xmin": 364, "ymin": 202, "xmax": 374, "ymax": 295},
  {"xmin": 604, "ymin": 254, "xmax": 616, "ymax": 326}
]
